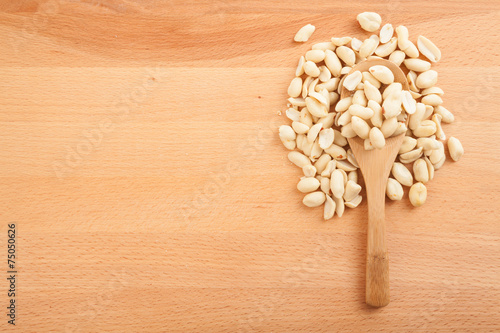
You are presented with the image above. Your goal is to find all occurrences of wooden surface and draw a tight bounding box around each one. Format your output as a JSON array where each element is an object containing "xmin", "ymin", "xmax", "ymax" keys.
[{"xmin": 1, "ymin": 1, "xmax": 499, "ymax": 332}]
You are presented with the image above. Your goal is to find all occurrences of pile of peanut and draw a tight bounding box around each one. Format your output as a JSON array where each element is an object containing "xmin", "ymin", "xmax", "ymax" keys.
[{"xmin": 279, "ymin": 12, "xmax": 464, "ymax": 219}]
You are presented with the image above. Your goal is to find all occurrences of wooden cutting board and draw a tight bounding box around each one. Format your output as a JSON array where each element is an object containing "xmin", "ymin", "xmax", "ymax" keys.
[{"xmin": 1, "ymin": 1, "xmax": 499, "ymax": 331}]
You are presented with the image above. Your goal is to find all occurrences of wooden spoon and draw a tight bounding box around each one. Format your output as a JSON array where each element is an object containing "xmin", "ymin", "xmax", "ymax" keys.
[{"xmin": 340, "ymin": 59, "xmax": 409, "ymax": 308}]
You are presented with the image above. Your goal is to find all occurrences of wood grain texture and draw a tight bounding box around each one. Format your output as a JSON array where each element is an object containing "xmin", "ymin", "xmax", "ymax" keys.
[
  {"xmin": 344, "ymin": 59, "xmax": 410, "ymax": 308},
  {"xmin": 350, "ymin": 134, "xmax": 406, "ymax": 308},
  {"xmin": 1, "ymin": 0, "xmax": 499, "ymax": 332}
]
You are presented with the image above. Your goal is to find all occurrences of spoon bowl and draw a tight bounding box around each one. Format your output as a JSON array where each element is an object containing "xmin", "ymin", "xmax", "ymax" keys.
[{"xmin": 341, "ymin": 59, "xmax": 409, "ymax": 308}]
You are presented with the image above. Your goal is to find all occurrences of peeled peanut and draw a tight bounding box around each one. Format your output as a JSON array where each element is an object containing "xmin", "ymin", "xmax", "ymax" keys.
[
  {"xmin": 357, "ymin": 12, "xmax": 382, "ymax": 32},
  {"xmin": 447, "ymin": 137, "xmax": 464, "ymax": 162},
  {"xmin": 409, "ymin": 182, "xmax": 427, "ymax": 207},
  {"xmin": 303, "ymin": 191, "xmax": 326, "ymax": 207},
  {"xmin": 392, "ymin": 162, "xmax": 413, "ymax": 187},
  {"xmin": 386, "ymin": 178, "xmax": 404, "ymax": 200}
]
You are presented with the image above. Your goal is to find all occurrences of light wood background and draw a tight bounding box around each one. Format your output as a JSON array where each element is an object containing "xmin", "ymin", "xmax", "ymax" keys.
[{"xmin": 1, "ymin": 0, "xmax": 499, "ymax": 332}]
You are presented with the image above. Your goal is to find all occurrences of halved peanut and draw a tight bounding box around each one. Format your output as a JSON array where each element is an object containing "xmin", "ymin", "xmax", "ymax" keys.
[
  {"xmin": 392, "ymin": 162, "xmax": 413, "ymax": 186},
  {"xmin": 324, "ymin": 50, "xmax": 342, "ymax": 77},
  {"xmin": 409, "ymin": 182, "xmax": 427, "ymax": 207},
  {"xmin": 447, "ymin": 136, "xmax": 464, "ymax": 162},
  {"xmin": 379, "ymin": 23, "xmax": 394, "ymax": 43},
  {"xmin": 294, "ymin": 24, "xmax": 315, "ymax": 42},
  {"xmin": 336, "ymin": 46, "xmax": 356, "ymax": 66},
  {"xmin": 417, "ymin": 35, "xmax": 441, "ymax": 62},
  {"xmin": 305, "ymin": 49, "xmax": 326, "ymax": 63},
  {"xmin": 386, "ymin": 178, "xmax": 404, "ymax": 200},
  {"xmin": 357, "ymin": 12, "xmax": 382, "ymax": 32},
  {"xmin": 369, "ymin": 127, "xmax": 386, "ymax": 149},
  {"xmin": 416, "ymin": 70, "xmax": 438, "ymax": 89},
  {"xmin": 324, "ymin": 195, "xmax": 336, "ymax": 220},
  {"xmin": 303, "ymin": 191, "xmax": 326, "ymax": 207},
  {"xmin": 369, "ymin": 65, "xmax": 394, "ymax": 84},
  {"xmin": 404, "ymin": 59, "xmax": 431, "ymax": 72}
]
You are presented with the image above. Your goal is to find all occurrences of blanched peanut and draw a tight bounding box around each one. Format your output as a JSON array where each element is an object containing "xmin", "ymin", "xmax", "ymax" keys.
[
  {"xmin": 343, "ymin": 70, "xmax": 363, "ymax": 91},
  {"xmin": 288, "ymin": 77, "xmax": 303, "ymax": 97},
  {"xmin": 359, "ymin": 37, "xmax": 379, "ymax": 58},
  {"xmin": 375, "ymin": 37, "xmax": 397, "ymax": 57},
  {"xmin": 369, "ymin": 100, "xmax": 383, "ymax": 128},
  {"xmin": 404, "ymin": 59, "xmax": 431, "ymax": 72},
  {"xmin": 388, "ymin": 50, "xmax": 406, "ymax": 66},
  {"xmin": 386, "ymin": 178, "xmax": 404, "ymax": 200},
  {"xmin": 304, "ymin": 61, "xmax": 321, "ymax": 77},
  {"xmin": 294, "ymin": 24, "xmax": 316, "ymax": 42},
  {"xmin": 409, "ymin": 103, "xmax": 426, "ymax": 131},
  {"xmin": 416, "ymin": 70, "xmax": 438, "ymax": 89},
  {"xmin": 362, "ymin": 71, "xmax": 381, "ymax": 89},
  {"xmin": 348, "ymin": 104, "xmax": 374, "ymax": 119},
  {"xmin": 336, "ymin": 97, "xmax": 353, "ymax": 112},
  {"xmin": 413, "ymin": 158, "xmax": 429, "ymax": 183},
  {"xmin": 399, "ymin": 136, "xmax": 418, "ymax": 154},
  {"xmin": 379, "ymin": 23, "xmax": 394, "ymax": 43},
  {"xmin": 380, "ymin": 117, "xmax": 398, "ymax": 138},
  {"xmin": 345, "ymin": 195, "xmax": 362, "ymax": 208},
  {"xmin": 305, "ymin": 49, "xmax": 326, "ymax": 63},
  {"xmin": 313, "ymin": 41, "xmax": 335, "ymax": 51},
  {"xmin": 382, "ymin": 82, "xmax": 402, "ymax": 100},
  {"xmin": 447, "ymin": 136, "xmax": 464, "ymax": 161},
  {"xmin": 341, "ymin": 123, "xmax": 357, "ymax": 138},
  {"xmin": 352, "ymin": 89, "xmax": 368, "ymax": 106},
  {"xmin": 324, "ymin": 144, "xmax": 347, "ymax": 160},
  {"xmin": 421, "ymin": 94, "xmax": 443, "ymax": 106},
  {"xmin": 409, "ymin": 182, "xmax": 427, "ymax": 207},
  {"xmin": 432, "ymin": 114, "xmax": 446, "ymax": 140},
  {"xmin": 363, "ymin": 80, "xmax": 382, "ymax": 104},
  {"xmin": 351, "ymin": 37, "xmax": 362, "ymax": 51},
  {"xmin": 324, "ymin": 195, "xmax": 336, "ymax": 220},
  {"xmin": 324, "ymin": 50, "xmax": 342, "ymax": 77},
  {"xmin": 330, "ymin": 169, "xmax": 345, "ymax": 199},
  {"xmin": 412, "ymin": 120, "xmax": 437, "ymax": 137},
  {"xmin": 417, "ymin": 35, "xmax": 441, "ymax": 62},
  {"xmin": 297, "ymin": 177, "xmax": 321, "ymax": 193},
  {"xmin": 305, "ymin": 97, "xmax": 328, "ymax": 118},
  {"xmin": 434, "ymin": 106, "xmax": 454, "ymax": 123},
  {"xmin": 320, "ymin": 176, "xmax": 331, "ymax": 194},
  {"xmin": 382, "ymin": 90, "xmax": 402, "ymax": 119},
  {"xmin": 292, "ymin": 121, "xmax": 309, "ymax": 134},
  {"xmin": 344, "ymin": 180, "xmax": 362, "ymax": 202},
  {"xmin": 369, "ymin": 127, "xmax": 385, "ymax": 149},
  {"xmin": 303, "ymin": 165, "xmax": 317, "ymax": 177},
  {"xmin": 392, "ymin": 162, "xmax": 413, "ymax": 186},
  {"xmin": 336, "ymin": 160, "xmax": 357, "ymax": 172},
  {"xmin": 303, "ymin": 191, "xmax": 326, "ymax": 207},
  {"xmin": 357, "ymin": 12, "xmax": 382, "ymax": 32},
  {"xmin": 314, "ymin": 154, "xmax": 332, "ymax": 174},
  {"xmin": 399, "ymin": 147, "xmax": 423, "ymax": 164},
  {"xmin": 336, "ymin": 46, "xmax": 356, "ymax": 66},
  {"xmin": 421, "ymin": 86, "xmax": 444, "ymax": 96},
  {"xmin": 351, "ymin": 116, "xmax": 371, "ymax": 139},
  {"xmin": 337, "ymin": 111, "xmax": 352, "ymax": 126},
  {"xmin": 279, "ymin": 125, "xmax": 297, "ymax": 150},
  {"xmin": 318, "ymin": 128, "xmax": 335, "ymax": 149},
  {"xmin": 331, "ymin": 194, "xmax": 344, "ymax": 217},
  {"xmin": 364, "ymin": 138, "xmax": 375, "ymax": 150},
  {"xmin": 369, "ymin": 65, "xmax": 394, "ymax": 84},
  {"xmin": 402, "ymin": 41, "xmax": 419, "ymax": 58},
  {"xmin": 331, "ymin": 37, "xmax": 352, "ymax": 46},
  {"xmin": 395, "ymin": 25, "xmax": 410, "ymax": 50},
  {"xmin": 288, "ymin": 151, "xmax": 311, "ymax": 168}
]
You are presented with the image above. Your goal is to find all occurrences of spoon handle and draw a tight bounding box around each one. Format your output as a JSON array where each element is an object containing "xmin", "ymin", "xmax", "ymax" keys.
[{"xmin": 365, "ymin": 177, "xmax": 390, "ymax": 307}]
